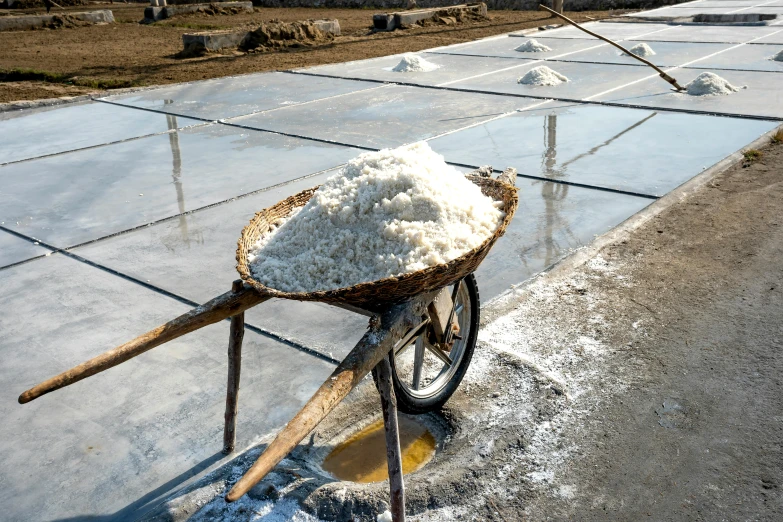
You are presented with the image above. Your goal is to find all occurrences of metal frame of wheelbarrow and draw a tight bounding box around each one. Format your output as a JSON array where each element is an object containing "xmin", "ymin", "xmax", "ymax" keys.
[{"xmin": 18, "ymin": 167, "xmax": 516, "ymax": 522}]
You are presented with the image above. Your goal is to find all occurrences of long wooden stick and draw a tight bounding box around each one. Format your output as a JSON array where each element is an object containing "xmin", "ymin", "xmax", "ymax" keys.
[
  {"xmin": 374, "ymin": 354, "xmax": 406, "ymax": 522},
  {"xmin": 223, "ymin": 280, "xmax": 246, "ymax": 455},
  {"xmin": 225, "ymin": 292, "xmax": 435, "ymax": 502},
  {"xmin": 537, "ymin": 5, "xmax": 686, "ymax": 91},
  {"xmin": 18, "ymin": 285, "xmax": 269, "ymax": 404}
]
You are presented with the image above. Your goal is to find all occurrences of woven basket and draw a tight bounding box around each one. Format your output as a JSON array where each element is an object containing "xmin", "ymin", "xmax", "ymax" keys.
[{"xmin": 236, "ymin": 175, "xmax": 518, "ymax": 308}]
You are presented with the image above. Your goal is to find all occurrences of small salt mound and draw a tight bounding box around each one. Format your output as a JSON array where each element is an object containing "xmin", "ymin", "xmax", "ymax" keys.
[
  {"xmin": 771, "ymin": 49, "xmax": 783, "ymax": 62},
  {"xmin": 626, "ymin": 42, "xmax": 655, "ymax": 58},
  {"xmin": 248, "ymin": 142, "xmax": 505, "ymax": 293},
  {"xmin": 517, "ymin": 65, "xmax": 569, "ymax": 86},
  {"xmin": 514, "ymin": 39, "xmax": 552, "ymax": 52},
  {"xmin": 685, "ymin": 72, "xmax": 746, "ymax": 96},
  {"xmin": 392, "ymin": 54, "xmax": 440, "ymax": 72}
]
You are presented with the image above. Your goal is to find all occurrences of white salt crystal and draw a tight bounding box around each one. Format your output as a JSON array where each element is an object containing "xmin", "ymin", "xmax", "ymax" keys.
[
  {"xmin": 249, "ymin": 142, "xmax": 505, "ymax": 293},
  {"xmin": 626, "ymin": 42, "xmax": 655, "ymax": 57},
  {"xmin": 515, "ymin": 39, "xmax": 552, "ymax": 52},
  {"xmin": 518, "ymin": 65, "xmax": 569, "ymax": 86},
  {"xmin": 392, "ymin": 54, "xmax": 440, "ymax": 72},
  {"xmin": 685, "ymin": 72, "xmax": 745, "ymax": 96}
]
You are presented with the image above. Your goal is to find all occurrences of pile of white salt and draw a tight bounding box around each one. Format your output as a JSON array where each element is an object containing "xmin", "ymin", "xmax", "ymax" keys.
[
  {"xmin": 685, "ymin": 72, "xmax": 745, "ymax": 96},
  {"xmin": 515, "ymin": 39, "xmax": 552, "ymax": 52},
  {"xmin": 625, "ymin": 43, "xmax": 656, "ymax": 58},
  {"xmin": 518, "ymin": 65, "xmax": 569, "ymax": 86},
  {"xmin": 248, "ymin": 142, "xmax": 505, "ymax": 293},
  {"xmin": 392, "ymin": 54, "xmax": 440, "ymax": 72},
  {"xmin": 771, "ymin": 49, "xmax": 783, "ymax": 62}
]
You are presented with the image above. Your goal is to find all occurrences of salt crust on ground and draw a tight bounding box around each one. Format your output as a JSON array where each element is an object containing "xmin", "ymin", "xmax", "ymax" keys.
[
  {"xmin": 686, "ymin": 72, "xmax": 746, "ymax": 96},
  {"xmin": 626, "ymin": 42, "xmax": 655, "ymax": 57},
  {"xmin": 391, "ymin": 54, "xmax": 440, "ymax": 72},
  {"xmin": 518, "ymin": 65, "xmax": 569, "ymax": 86},
  {"xmin": 514, "ymin": 38, "xmax": 552, "ymax": 52},
  {"xmin": 248, "ymin": 142, "xmax": 504, "ymax": 293},
  {"xmin": 771, "ymin": 49, "xmax": 783, "ymax": 62}
]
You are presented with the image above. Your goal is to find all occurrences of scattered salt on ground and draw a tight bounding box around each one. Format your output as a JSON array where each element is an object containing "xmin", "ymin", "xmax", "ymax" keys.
[
  {"xmin": 626, "ymin": 42, "xmax": 655, "ymax": 57},
  {"xmin": 518, "ymin": 65, "xmax": 569, "ymax": 86},
  {"xmin": 514, "ymin": 39, "xmax": 552, "ymax": 52},
  {"xmin": 248, "ymin": 142, "xmax": 505, "ymax": 293},
  {"xmin": 771, "ymin": 49, "xmax": 783, "ymax": 62},
  {"xmin": 377, "ymin": 510, "xmax": 393, "ymax": 522},
  {"xmin": 392, "ymin": 54, "xmax": 440, "ymax": 72},
  {"xmin": 686, "ymin": 72, "xmax": 746, "ymax": 96}
]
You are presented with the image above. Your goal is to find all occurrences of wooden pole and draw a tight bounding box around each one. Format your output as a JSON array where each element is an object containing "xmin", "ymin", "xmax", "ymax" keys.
[
  {"xmin": 18, "ymin": 285, "xmax": 269, "ymax": 404},
  {"xmin": 225, "ymin": 292, "xmax": 436, "ymax": 502},
  {"xmin": 552, "ymin": 0, "xmax": 563, "ymax": 15},
  {"xmin": 373, "ymin": 354, "xmax": 406, "ymax": 522},
  {"xmin": 537, "ymin": 4, "xmax": 687, "ymax": 91},
  {"xmin": 223, "ymin": 280, "xmax": 246, "ymax": 455}
]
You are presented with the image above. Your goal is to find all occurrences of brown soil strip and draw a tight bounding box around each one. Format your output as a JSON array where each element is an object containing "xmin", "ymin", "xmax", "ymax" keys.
[{"xmin": 0, "ymin": 4, "xmax": 629, "ymax": 103}]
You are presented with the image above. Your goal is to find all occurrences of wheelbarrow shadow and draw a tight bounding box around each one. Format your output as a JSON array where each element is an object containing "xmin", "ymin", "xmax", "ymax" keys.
[{"xmin": 49, "ymin": 449, "xmax": 230, "ymax": 522}]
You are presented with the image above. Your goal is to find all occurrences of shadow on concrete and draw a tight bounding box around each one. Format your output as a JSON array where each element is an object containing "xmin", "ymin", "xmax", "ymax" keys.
[{"xmin": 50, "ymin": 450, "xmax": 225, "ymax": 522}]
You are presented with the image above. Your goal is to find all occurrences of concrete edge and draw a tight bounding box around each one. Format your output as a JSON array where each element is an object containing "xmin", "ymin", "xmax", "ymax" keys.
[{"xmin": 480, "ymin": 121, "xmax": 783, "ymax": 324}]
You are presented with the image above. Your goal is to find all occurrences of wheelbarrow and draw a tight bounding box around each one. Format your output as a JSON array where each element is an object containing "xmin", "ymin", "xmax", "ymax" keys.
[{"xmin": 18, "ymin": 166, "xmax": 518, "ymax": 521}]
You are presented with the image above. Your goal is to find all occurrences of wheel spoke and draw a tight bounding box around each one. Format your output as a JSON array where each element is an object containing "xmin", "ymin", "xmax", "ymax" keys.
[
  {"xmin": 455, "ymin": 304, "xmax": 464, "ymax": 315},
  {"xmin": 412, "ymin": 337, "xmax": 425, "ymax": 391},
  {"xmin": 424, "ymin": 340, "xmax": 453, "ymax": 367}
]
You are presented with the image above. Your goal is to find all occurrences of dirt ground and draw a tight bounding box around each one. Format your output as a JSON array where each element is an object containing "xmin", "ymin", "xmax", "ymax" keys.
[
  {"xmin": 515, "ymin": 133, "xmax": 783, "ymax": 521},
  {"xmin": 0, "ymin": 4, "xmax": 627, "ymax": 103}
]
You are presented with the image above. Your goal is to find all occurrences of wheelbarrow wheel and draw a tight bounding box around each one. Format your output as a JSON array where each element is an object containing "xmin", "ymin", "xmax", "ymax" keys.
[{"xmin": 374, "ymin": 274, "xmax": 480, "ymax": 414}]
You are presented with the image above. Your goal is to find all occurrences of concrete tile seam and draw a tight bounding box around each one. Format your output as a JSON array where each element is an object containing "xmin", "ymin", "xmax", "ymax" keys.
[
  {"xmin": 217, "ymin": 83, "xmax": 393, "ymax": 121},
  {"xmin": 684, "ymin": 65, "xmax": 783, "ymax": 72},
  {"xmin": 436, "ymin": 42, "xmax": 611, "ymax": 87},
  {"xmin": 218, "ymin": 118, "xmax": 377, "ymax": 152},
  {"xmin": 420, "ymin": 99, "xmax": 555, "ymax": 143},
  {"xmin": 60, "ymin": 164, "xmax": 350, "ymax": 253},
  {"xmin": 443, "ymin": 160, "xmax": 662, "ymax": 200},
  {"xmin": 97, "ymin": 81, "xmax": 389, "ymax": 124},
  {"xmin": 0, "ymin": 122, "xmax": 211, "ymax": 168},
  {"xmin": 95, "ymin": 98, "xmax": 218, "ymax": 123},
  {"xmin": 0, "ymin": 252, "xmax": 52, "ymax": 271},
  {"xmin": 285, "ymin": 70, "xmax": 783, "ymax": 123},
  {"xmin": 0, "ymin": 224, "xmax": 341, "ymax": 365},
  {"xmin": 581, "ymin": 30, "xmax": 780, "ymax": 101},
  {"xmin": 515, "ymin": 23, "xmax": 682, "ymax": 42}
]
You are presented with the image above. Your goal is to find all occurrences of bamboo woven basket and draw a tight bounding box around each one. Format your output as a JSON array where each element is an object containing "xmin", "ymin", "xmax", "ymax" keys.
[{"xmin": 236, "ymin": 175, "xmax": 518, "ymax": 308}]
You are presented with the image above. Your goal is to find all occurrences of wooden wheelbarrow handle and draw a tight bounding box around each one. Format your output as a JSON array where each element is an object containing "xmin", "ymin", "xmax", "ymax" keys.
[
  {"xmin": 225, "ymin": 290, "xmax": 436, "ymax": 501},
  {"xmin": 18, "ymin": 285, "xmax": 269, "ymax": 404},
  {"xmin": 537, "ymin": 4, "xmax": 687, "ymax": 91}
]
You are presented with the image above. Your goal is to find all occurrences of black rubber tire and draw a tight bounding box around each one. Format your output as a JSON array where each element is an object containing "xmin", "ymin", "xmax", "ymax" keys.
[{"xmin": 375, "ymin": 274, "xmax": 480, "ymax": 414}]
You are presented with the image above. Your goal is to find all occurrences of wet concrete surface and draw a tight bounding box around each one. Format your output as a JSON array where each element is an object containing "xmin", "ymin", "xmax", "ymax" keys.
[
  {"xmin": 101, "ymin": 73, "xmax": 382, "ymax": 121},
  {"xmin": 0, "ymin": 101, "xmax": 203, "ymax": 165},
  {"xmin": 0, "ymin": 254, "xmax": 335, "ymax": 522},
  {"xmin": 2, "ymin": 4, "xmax": 783, "ymax": 519},
  {"xmin": 0, "ymin": 124, "xmax": 361, "ymax": 247}
]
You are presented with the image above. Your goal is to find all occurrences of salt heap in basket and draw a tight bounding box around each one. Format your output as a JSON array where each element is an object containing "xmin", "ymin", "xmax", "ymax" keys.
[{"xmin": 248, "ymin": 142, "xmax": 506, "ymax": 293}]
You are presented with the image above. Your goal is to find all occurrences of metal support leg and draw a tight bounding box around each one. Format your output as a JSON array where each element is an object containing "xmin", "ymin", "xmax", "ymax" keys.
[
  {"xmin": 223, "ymin": 280, "xmax": 245, "ymax": 454},
  {"xmin": 373, "ymin": 354, "xmax": 406, "ymax": 522}
]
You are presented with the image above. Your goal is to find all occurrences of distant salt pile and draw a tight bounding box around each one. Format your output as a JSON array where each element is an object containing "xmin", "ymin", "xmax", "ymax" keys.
[
  {"xmin": 771, "ymin": 49, "xmax": 783, "ymax": 62},
  {"xmin": 685, "ymin": 72, "xmax": 746, "ymax": 96},
  {"xmin": 248, "ymin": 142, "xmax": 505, "ymax": 293},
  {"xmin": 626, "ymin": 43, "xmax": 656, "ymax": 57},
  {"xmin": 514, "ymin": 39, "xmax": 552, "ymax": 52},
  {"xmin": 392, "ymin": 54, "xmax": 440, "ymax": 72},
  {"xmin": 518, "ymin": 65, "xmax": 569, "ymax": 86}
]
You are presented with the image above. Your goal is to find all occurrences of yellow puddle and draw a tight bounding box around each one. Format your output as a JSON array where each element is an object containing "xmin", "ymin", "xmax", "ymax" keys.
[{"xmin": 322, "ymin": 416, "xmax": 436, "ymax": 483}]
